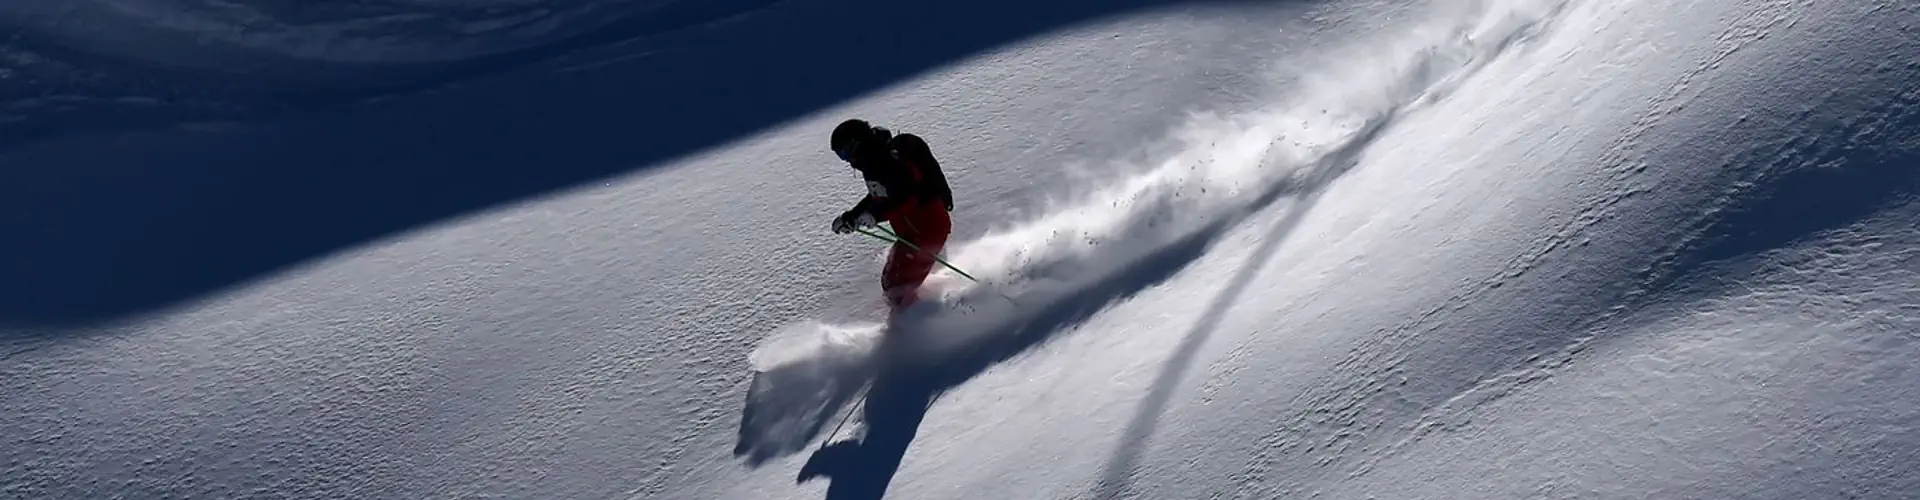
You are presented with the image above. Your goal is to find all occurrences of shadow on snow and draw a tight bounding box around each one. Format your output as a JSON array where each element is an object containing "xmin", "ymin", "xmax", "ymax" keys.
[{"xmin": 0, "ymin": 0, "xmax": 1282, "ymax": 329}]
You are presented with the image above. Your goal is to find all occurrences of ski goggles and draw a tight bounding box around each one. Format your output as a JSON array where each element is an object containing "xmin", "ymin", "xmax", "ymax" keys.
[{"xmin": 834, "ymin": 138, "xmax": 861, "ymax": 162}]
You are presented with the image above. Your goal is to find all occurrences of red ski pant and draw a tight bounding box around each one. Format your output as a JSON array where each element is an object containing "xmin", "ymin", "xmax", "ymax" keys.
[{"xmin": 881, "ymin": 205, "xmax": 951, "ymax": 308}]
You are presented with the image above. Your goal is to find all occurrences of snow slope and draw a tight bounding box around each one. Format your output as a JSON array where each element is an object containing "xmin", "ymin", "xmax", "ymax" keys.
[
  {"xmin": 0, "ymin": 0, "xmax": 1282, "ymax": 324},
  {"xmin": 5, "ymin": 0, "xmax": 1919, "ymax": 499}
]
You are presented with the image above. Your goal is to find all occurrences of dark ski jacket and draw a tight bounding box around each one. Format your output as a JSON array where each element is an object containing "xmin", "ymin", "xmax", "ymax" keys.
[{"xmin": 843, "ymin": 130, "xmax": 954, "ymax": 228}]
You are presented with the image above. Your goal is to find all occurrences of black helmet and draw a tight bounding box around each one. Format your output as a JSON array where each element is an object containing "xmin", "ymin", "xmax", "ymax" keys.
[{"xmin": 830, "ymin": 119, "xmax": 871, "ymax": 156}]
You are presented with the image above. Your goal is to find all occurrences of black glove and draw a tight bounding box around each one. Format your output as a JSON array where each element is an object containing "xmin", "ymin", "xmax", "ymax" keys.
[{"xmin": 832, "ymin": 211, "xmax": 877, "ymax": 234}]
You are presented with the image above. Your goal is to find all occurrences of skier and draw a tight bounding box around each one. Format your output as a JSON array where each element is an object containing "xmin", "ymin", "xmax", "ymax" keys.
[{"xmin": 828, "ymin": 118, "xmax": 955, "ymax": 311}]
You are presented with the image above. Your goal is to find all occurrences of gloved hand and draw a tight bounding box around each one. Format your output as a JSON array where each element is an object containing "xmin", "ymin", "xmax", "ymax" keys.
[{"xmin": 832, "ymin": 211, "xmax": 877, "ymax": 234}]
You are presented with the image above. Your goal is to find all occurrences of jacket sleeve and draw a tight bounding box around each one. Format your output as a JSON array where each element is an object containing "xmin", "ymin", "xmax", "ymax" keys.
[{"xmin": 843, "ymin": 167, "xmax": 907, "ymax": 221}]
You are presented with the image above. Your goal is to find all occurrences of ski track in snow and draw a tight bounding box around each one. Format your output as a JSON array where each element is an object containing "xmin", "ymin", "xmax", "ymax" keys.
[
  {"xmin": 1232, "ymin": 0, "xmax": 1774, "ymax": 484},
  {"xmin": 738, "ymin": 0, "xmax": 1574, "ymax": 466},
  {"xmin": 1207, "ymin": 1, "xmax": 1920, "ymax": 497}
]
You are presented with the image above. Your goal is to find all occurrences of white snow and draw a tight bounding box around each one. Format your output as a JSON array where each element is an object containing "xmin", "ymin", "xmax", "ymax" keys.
[{"xmin": 4, "ymin": 0, "xmax": 1918, "ymax": 499}]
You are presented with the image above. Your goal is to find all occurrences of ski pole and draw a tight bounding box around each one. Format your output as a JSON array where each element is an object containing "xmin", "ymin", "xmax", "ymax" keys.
[
  {"xmin": 852, "ymin": 227, "xmax": 985, "ymax": 284},
  {"xmin": 854, "ymin": 226, "xmax": 1018, "ymax": 304}
]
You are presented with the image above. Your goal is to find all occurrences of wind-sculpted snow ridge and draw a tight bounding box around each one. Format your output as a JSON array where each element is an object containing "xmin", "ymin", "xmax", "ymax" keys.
[{"xmin": 735, "ymin": 0, "xmax": 1570, "ymax": 466}]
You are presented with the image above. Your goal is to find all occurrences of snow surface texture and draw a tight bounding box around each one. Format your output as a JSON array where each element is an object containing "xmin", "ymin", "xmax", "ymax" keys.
[
  {"xmin": 0, "ymin": 0, "xmax": 675, "ymax": 149},
  {"xmin": 4, "ymin": 0, "xmax": 1919, "ymax": 499},
  {"xmin": 0, "ymin": 0, "xmax": 1284, "ymax": 321}
]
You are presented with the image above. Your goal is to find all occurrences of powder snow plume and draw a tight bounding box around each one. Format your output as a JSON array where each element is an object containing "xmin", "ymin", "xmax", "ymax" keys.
[{"xmin": 901, "ymin": 0, "xmax": 1570, "ymax": 355}]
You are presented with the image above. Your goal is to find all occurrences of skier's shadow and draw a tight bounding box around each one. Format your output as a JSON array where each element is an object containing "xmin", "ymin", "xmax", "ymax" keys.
[
  {"xmin": 785, "ymin": 203, "xmax": 1244, "ymax": 500},
  {"xmin": 792, "ymin": 362, "xmax": 938, "ymax": 500},
  {"xmin": 788, "ymin": 212, "xmax": 1285, "ymax": 500}
]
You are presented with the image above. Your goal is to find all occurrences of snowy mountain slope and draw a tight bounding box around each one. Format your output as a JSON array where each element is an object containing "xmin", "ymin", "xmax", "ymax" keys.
[
  {"xmin": 0, "ymin": 0, "xmax": 1299, "ymax": 327},
  {"xmin": 2, "ymin": 1, "xmax": 1350, "ymax": 499},
  {"xmin": 745, "ymin": 0, "xmax": 1920, "ymax": 498},
  {"xmin": 1028, "ymin": 1, "xmax": 1920, "ymax": 499},
  {"xmin": 4, "ymin": 0, "xmax": 1917, "ymax": 499},
  {"xmin": 1310, "ymin": 5, "xmax": 1920, "ymax": 493}
]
